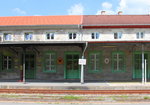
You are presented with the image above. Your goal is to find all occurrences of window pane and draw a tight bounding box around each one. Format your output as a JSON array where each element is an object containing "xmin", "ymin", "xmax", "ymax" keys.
[
  {"xmin": 91, "ymin": 33, "xmax": 95, "ymax": 39},
  {"xmin": 96, "ymin": 33, "xmax": 99, "ymax": 39},
  {"xmin": 46, "ymin": 33, "xmax": 50, "ymax": 39},
  {"xmin": 51, "ymin": 33, "xmax": 54, "ymax": 39},
  {"xmin": 73, "ymin": 60, "xmax": 78, "ymax": 70},
  {"xmin": 51, "ymin": 66, "xmax": 55, "ymax": 70},
  {"xmin": 67, "ymin": 55, "xmax": 72, "ymax": 60},
  {"xmin": 136, "ymin": 33, "xmax": 139, "ymax": 39},
  {"xmin": 67, "ymin": 60, "xmax": 73, "ymax": 70},
  {"xmin": 4, "ymin": 33, "xmax": 12, "ymax": 41},
  {"xmin": 69, "ymin": 33, "xmax": 72, "ymax": 39},
  {"xmin": 29, "ymin": 34, "xmax": 32, "ymax": 40},
  {"xmin": 113, "ymin": 61, "xmax": 117, "ymax": 70},
  {"xmin": 114, "ymin": 33, "xmax": 117, "ymax": 39},
  {"xmin": 90, "ymin": 61, "xmax": 94, "ymax": 70},
  {"xmin": 73, "ymin": 33, "xmax": 76, "ymax": 39},
  {"xmin": 95, "ymin": 53, "xmax": 100, "ymax": 58},
  {"xmin": 141, "ymin": 32, "xmax": 144, "ymax": 38},
  {"xmin": 25, "ymin": 33, "xmax": 33, "ymax": 40},
  {"xmin": 96, "ymin": 60, "xmax": 100, "ymax": 70},
  {"xmin": 73, "ymin": 55, "xmax": 79, "ymax": 59},
  {"xmin": 51, "ymin": 61, "xmax": 55, "ymax": 65},
  {"xmin": 119, "ymin": 60, "xmax": 124, "ymax": 70},
  {"xmin": 118, "ymin": 32, "xmax": 122, "ymax": 39},
  {"xmin": 90, "ymin": 54, "xmax": 95, "ymax": 59}
]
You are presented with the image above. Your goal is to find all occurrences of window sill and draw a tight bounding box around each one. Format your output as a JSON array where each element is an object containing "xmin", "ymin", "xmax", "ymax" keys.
[
  {"xmin": 43, "ymin": 70, "xmax": 56, "ymax": 73},
  {"xmin": 3, "ymin": 40, "xmax": 13, "ymax": 41},
  {"xmin": 0, "ymin": 69, "xmax": 14, "ymax": 72},
  {"xmin": 112, "ymin": 70, "xmax": 126, "ymax": 73},
  {"xmin": 24, "ymin": 40, "xmax": 33, "ymax": 41},
  {"xmin": 88, "ymin": 70, "xmax": 102, "ymax": 73}
]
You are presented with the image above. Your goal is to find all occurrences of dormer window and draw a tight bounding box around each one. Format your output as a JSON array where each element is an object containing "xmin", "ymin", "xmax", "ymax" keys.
[
  {"xmin": 25, "ymin": 32, "xmax": 33, "ymax": 40},
  {"xmin": 46, "ymin": 33, "xmax": 54, "ymax": 40},
  {"xmin": 114, "ymin": 32, "xmax": 122, "ymax": 39},
  {"xmin": 69, "ymin": 33, "xmax": 77, "ymax": 39},
  {"xmin": 136, "ymin": 32, "xmax": 144, "ymax": 39},
  {"xmin": 91, "ymin": 32, "xmax": 99, "ymax": 39},
  {"xmin": 4, "ymin": 33, "xmax": 12, "ymax": 41}
]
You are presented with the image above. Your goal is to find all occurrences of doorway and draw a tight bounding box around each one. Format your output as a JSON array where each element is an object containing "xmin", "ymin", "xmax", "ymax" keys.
[
  {"xmin": 133, "ymin": 52, "xmax": 150, "ymax": 79},
  {"xmin": 22, "ymin": 53, "xmax": 36, "ymax": 79},
  {"xmin": 65, "ymin": 52, "xmax": 80, "ymax": 79}
]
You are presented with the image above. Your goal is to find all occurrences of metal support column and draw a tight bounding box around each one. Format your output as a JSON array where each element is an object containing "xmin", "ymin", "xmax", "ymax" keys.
[
  {"xmin": 142, "ymin": 44, "xmax": 145, "ymax": 84},
  {"xmin": 81, "ymin": 56, "xmax": 84, "ymax": 84},
  {"xmin": 23, "ymin": 48, "xmax": 26, "ymax": 84},
  {"xmin": 80, "ymin": 42, "xmax": 88, "ymax": 84},
  {"xmin": 144, "ymin": 59, "xmax": 147, "ymax": 84}
]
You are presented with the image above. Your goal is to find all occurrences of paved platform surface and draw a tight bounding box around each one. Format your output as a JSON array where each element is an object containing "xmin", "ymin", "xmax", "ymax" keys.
[{"xmin": 0, "ymin": 82, "xmax": 150, "ymax": 90}]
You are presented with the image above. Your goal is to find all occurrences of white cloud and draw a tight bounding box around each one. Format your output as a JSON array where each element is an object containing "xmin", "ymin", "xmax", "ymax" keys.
[
  {"xmin": 96, "ymin": 2, "xmax": 114, "ymax": 15},
  {"xmin": 118, "ymin": 0, "xmax": 150, "ymax": 14},
  {"xmin": 97, "ymin": 0, "xmax": 150, "ymax": 15},
  {"xmin": 118, "ymin": 0, "xmax": 126, "ymax": 10},
  {"xmin": 13, "ymin": 8, "xmax": 27, "ymax": 15},
  {"xmin": 68, "ymin": 3, "xmax": 84, "ymax": 15},
  {"xmin": 34, "ymin": 14, "xmax": 42, "ymax": 16},
  {"xmin": 102, "ymin": 2, "xmax": 112, "ymax": 9}
]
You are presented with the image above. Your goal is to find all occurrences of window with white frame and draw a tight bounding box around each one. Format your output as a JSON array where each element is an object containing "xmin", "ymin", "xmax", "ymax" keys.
[
  {"xmin": 89, "ymin": 52, "xmax": 102, "ymax": 72},
  {"xmin": 4, "ymin": 33, "xmax": 12, "ymax": 41},
  {"xmin": 114, "ymin": 32, "xmax": 122, "ymax": 39},
  {"xmin": 24, "ymin": 32, "xmax": 33, "ymax": 40},
  {"xmin": 91, "ymin": 32, "xmax": 100, "ymax": 39},
  {"xmin": 136, "ymin": 32, "xmax": 144, "ymax": 39},
  {"xmin": 69, "ymin": 33, "xmax": 77, "ymax": 39},
  {"xmin": 44, "ymin": 52, "xmax": 56, "ymax": 72},
  {"xmin": 2, "ymin": 56, "xmax": 12, "ymax": 70},
  {"xmin": 112, "ymin": 52, "xmax": 125, "ymax": 72},
  {"xmin": 46, "ymin": 33, "xmax": 54, "ymax": 40}
]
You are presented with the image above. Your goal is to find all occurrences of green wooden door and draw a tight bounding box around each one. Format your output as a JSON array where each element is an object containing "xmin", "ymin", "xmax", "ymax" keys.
[
  {"xmin": 23, "ymin": 53, "xmax": 35, "ymax": 79},
  {"xmin": 133, "ymin": 52, "xmax": 150, "ymax": 79},
  {"xmin": 65, "ymin": 53, "xmax": 80, "ymax": 79}
]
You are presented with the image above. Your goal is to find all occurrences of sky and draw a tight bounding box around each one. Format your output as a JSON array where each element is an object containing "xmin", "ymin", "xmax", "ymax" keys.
[{"xmin": 1, "ymin": 0, "xmax": 150, "ymax": 16}]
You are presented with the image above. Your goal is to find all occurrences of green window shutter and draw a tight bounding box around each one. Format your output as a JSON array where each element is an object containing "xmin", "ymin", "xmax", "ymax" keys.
[
  {"xmin": 88, "ymin": 51, "xmax": 102, "ymax": 73},
  {"xmin": 112, "ymin": 51, "xmax": 125, "ymax": 72},
  {"xmin": 43, "ymin": 51, "xmax": 57, "ymax": 73}
]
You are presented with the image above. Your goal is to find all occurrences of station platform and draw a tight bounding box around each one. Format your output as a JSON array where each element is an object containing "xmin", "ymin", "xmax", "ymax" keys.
[{"xmin": 0, "ymin": 82, "xmax": 150, "ymax": 90}]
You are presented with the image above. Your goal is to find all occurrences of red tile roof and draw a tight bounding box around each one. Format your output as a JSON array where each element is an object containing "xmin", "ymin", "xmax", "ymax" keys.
[
  {"xmin": 0, "ymin": 15, "xmax": 82, "ymax": 26},
  {"xmin": 83, "ymin": 15, "xmax": 150, "ymax": 25},
  {"xmin": 1, "ymin": 15, "xmax": 150, "ymax": 27}
]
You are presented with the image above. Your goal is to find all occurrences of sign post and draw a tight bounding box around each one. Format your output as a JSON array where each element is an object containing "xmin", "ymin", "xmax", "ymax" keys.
[
  {"xmin": 79, "ymin": 57, "xmax": 86, "ymax": 84},
  {"xmin": 142, "ymin": 45, "xmax": 145, "ymax": 84},
  {"xmin": 144, "ymin": 59, "xmax": 147, "ymax": 84}
]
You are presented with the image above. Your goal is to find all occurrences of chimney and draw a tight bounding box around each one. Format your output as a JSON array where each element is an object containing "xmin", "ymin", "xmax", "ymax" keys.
[
  {"xmin": 118, "ymin": 11, "xmax": 123, "ymax": 15},
  {"xmin": 101, "ymin": 11, "xmax": 106, "ymax": 15}
]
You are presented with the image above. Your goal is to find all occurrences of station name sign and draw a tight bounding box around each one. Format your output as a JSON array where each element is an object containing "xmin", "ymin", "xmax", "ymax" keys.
[{"xmin": 78, "ymin": 59, "xmax": 86, "ymax": 65}]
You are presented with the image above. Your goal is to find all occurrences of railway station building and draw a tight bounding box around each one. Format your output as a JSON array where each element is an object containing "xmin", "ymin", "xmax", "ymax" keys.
[{"xmin": 0, "ymin": 14, "xmax": 150, "ymax": 82}]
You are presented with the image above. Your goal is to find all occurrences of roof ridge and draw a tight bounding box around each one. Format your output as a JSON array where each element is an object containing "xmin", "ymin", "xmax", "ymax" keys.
[{"xmin": 0, "ymin": 15, "xmax": 82, "ymax": 18}]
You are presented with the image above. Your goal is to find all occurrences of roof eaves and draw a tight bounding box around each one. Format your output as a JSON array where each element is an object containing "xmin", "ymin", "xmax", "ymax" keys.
[
  {"xmin": 0, "ymin": 24, "xmax": 80, "ymax": 27},
  {"xmin": 82, "ymin": 24, "xmax": 150, "ymax": 26}
]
